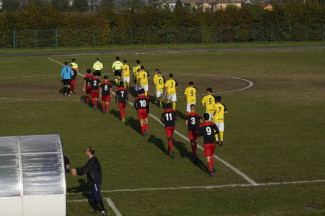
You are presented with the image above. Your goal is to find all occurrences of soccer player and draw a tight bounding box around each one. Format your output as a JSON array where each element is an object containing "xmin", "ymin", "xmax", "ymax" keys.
[
  {"xmin": 115, "ymin": 82, "xmax": 128, "ymax": 122},
  {"xmin": 213, "ymin": 96, "xmax": 228, "ymax": 146},
  {"xmin": 99, "ymin": 76, "xmax": 113, "ymax": 114},
  {"xmin": 70, "ymin": 64, "xmax": 78, "ymax": 94},
  {"xmin": 70, "ymin": 58, "xmax": 78, "ymax": 72},
  {"xmin": 93, "ymin": 58, "xmax": 103, "ymax": 77},
  {"xmin": 134, "ymin": 89, "xmax": 149, "ymax": 136},
  {"xmin": 160, "ymin": 103, "xmax": 177, "ymax": 158},
  {"xmin": 71, "ymin": 147, "xmax": 107, "ymax": 216},
  {"xmin": 152, "ymin": 68, "xmax": 159, "ymax": 104},
  {"xmin": 184, "ymin": 81, "xmax": 197, "ymax": 113},
  {"xmin": 198, "ymin": 113, "xmax": 219, "ymax": 176},
  {"xmin": 154, "ymin": 71, "xmax": 165, "ymax": 108},
  {"xmin": 83, "ymin": 69, "xmax": 93, "ymax": 105},
  {"xmin": 185, "ymin": 104, "xmax": 202, "ymax": 163},
  {"xmin": 122, "ymin": 60, "xmax": 130, "ymax": 89},
  {"xmin": 132, "ymin": 60, "xmax": 141, "ymax": 91},
  {"xmin": 201, "ymin": 87, "xmax": 215, "ymax": 121},
  {"xmin": 61, "ymin": 61, "xmax": 73, "ymax": 96},
  {"xmin": 138, "ymin": 66, "xmax": 149, "ymax": 96},
  {"xmin": 89, "ymin": 72, "xmax": 101, "ymax": 110},
  {"xmin": 164, "ymin": 73, "xmax": 178, "ymax": 110},
  {"xmin": 112, "ymin": 56, "xmax": 123, "ymax": 85}
]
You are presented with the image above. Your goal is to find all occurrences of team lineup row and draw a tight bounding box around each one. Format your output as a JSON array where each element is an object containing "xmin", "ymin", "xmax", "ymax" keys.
[{"xmin": 60, "ymin": 57, "xmax": 228, "ymax": 215}]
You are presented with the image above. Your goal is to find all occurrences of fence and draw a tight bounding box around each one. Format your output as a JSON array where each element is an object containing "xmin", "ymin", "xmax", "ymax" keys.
[{"xmin": 3, "ymin": 24, "xmax": 325, "ymax": 49}]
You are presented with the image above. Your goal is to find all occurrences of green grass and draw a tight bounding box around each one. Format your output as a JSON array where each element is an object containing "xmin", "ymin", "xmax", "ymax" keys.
[
  {"xmin": 0, "ymin": 41, "xmax": 324, "ymax": 54},
  {"xmin": 0, "ymin": 48, "xmax": 324, "ymax": 215}
]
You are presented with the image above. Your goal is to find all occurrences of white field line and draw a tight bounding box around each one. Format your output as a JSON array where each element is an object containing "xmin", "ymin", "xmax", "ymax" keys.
[
  {"xmin": 0, "ymin": 74, "xmax": 57, "ymax": 79},
  {"xmin": 67, "ymin": 180, "xmax": 325, "ymax": 196},
  {"xmin": 49, "ymin": 57, "xmax": 257, "ymax": 185},
  {"xmin": 0, "ymin": 97, "xmax": 80, "ymax": 101},
  {"xmin": 106, "ymin": 198, "xmax": 123, "ymax": 216}
]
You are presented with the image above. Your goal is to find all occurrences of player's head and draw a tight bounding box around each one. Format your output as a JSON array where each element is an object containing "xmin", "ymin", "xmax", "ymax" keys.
[
  {"xmin": 93, "ymin": 72, "xmax": 97, "ymax": 76},
  {"xmin": 87, "ymin": 69, "xmax": 91, "ymax": 74},
  {"xmin": 216, "ymin": 95, "xmax": 222, "ymax": 102},
  {"xmin": 190, "ymin": 104, "xmax": 196, "ymax": 112},
  {"xmin": 138, "ymin": 88, "xmax": 145, "ymax": 95},
  {"xmin": 64, "ymin": 61, "xmax": 68, "ymax": 66},
  {"xmin": 203, "ymin": 113, "xmax": 210, "ymax": 121},
  {"xmin": 103, "ymin": 76, "xmax": 108, "ymax": 80},
  {"xmin": 96, "ymin": 58, "xmax": 99, "ymax": 61},
  {"xmin": 158, "ymin": 71, "xmax": 162, "ymax": 76},
  {"xmin": 123, "ymin": 60, "xmax": 127, "ymax": 63},
  {"xmin": 155, "ymin": 68, "xmax": 159, "ymax": 73},
  {"xmin": 120, "ymin": 81, "xmax": 124, "ymax": 87},
  {"xmin": 116, "ymin": 56, "xmax": 119, "ymax": 60},
  {"xmin": 166, "ymin": 103, "xmax": 172, "ymax": 109},
  {"xmin": 72, "ymin": 58, "xmax": 76, "ymax": 62},
  {"xmin": 136, "ymin": 60, "xmax": 140, "ymax": 65},
  {"xmin": 141, "ymin": 66, "xmax": 144, "ymax": 70},
  {"xmin": 169, "ymin": 73, "xmax": 173, "ymax": 78},
  {"xmin": 86, "ymin": 147, "xmax": 95, "ymax": 157},
  {"xmin": 206, "ymin": 87, "xmax": 212, "ymax": 93},
  {"xmin": 189, "ymin": 81, "xmax": 194, "ymax": 86},
  {"xmin": 70, "ymin": 64, "xmax": 73, "ymax": 67}
]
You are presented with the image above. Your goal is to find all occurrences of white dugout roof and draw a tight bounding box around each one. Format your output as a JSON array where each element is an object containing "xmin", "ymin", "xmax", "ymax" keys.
[{"xmin": 0, "ymin": 134, "xmax": 66, "ymax": 216}]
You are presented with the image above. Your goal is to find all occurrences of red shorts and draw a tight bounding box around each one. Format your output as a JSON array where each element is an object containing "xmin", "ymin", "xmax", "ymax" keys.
[
  {"xmin": 70, "ymin": 79, "xmax": 76, "ymax": 86},
  {"xmin": 165, "ymin": 127, "xmax": 175, "ymax": 138},
  {"xmin": 137, "ymin": 109, "xmax": 148, "ymax": 120},
  {"xmin": 204, "ymin": 143, "xmax": 216, "ymax": 157},
  {"xmin": 118, "ymin": 102, "xmax": 126, "ymax": 109},
  {"xmin": 102, "ymin": 95, "xmax": 111, "ymax": 102},
  {"xmin": 91, "ymin": 90, "xmax": 99, "ymax": 98},
  {"xmin": 188, "ymin": 130, "xmax": 198, "ymax": 141},
  {"xmin": 86, "ymin": 86, "xmax": 91, "ymax": 94}
]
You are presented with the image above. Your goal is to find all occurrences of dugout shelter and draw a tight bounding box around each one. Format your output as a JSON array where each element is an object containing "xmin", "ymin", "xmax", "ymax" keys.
[{"xmin": 0, "ymin": 134, "xmax": 66, "ymax": 216}]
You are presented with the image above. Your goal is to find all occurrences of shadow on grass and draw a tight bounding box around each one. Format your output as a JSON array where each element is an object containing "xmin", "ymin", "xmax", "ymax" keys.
[
  {"xmin": 125, "ymin": 117, "xmax": 141, "ymax": 133},
  {"xmin": 176, "ymin": 110, "xmax": 186, "ymax": 120},
  {"xmin": 147, "ymin": 135, "xmax": 168, "ymax": 156},
  {"xmin": 67, "ymin": 179, "xmax": 99, "ymax": 211},
  {"xmin": 109, "ymin": 108, "xmax": 121, "ymax": 120}
]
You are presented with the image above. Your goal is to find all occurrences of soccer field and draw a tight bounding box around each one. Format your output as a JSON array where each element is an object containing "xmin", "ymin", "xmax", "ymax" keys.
[{"xmin": 0, "ymin": 48, "xmax": 325, "ymax": 215}]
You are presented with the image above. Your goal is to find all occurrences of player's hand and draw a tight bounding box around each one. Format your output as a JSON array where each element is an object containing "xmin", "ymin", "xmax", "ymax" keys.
[{"xmin": 71, "ymin": 168, "xmax": 77, "ymax": 176}]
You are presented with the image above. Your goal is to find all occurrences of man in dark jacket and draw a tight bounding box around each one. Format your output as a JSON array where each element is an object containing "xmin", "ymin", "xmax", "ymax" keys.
[{"xmin": 71, "ymin": 147, "xmax": 107, "ymax": 216}]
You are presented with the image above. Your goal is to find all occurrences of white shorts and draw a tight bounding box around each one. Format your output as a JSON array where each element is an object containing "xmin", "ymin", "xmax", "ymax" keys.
[
  {"xmin": 123, "ymin": 77, "xmax": 130, "ymax": 83},
  {"xmin": 186, "ymin": 103, "xmax": 196, "ymax": 112},
  {"xmin": 141, "ymin": 85, "xmax": 148, "ymax": 92},
  {"xmin": 166, "ymin": 94, "xmax": 177, "ymax": 102},
  {"xmin": 207, "ymin": 113, "xmax": 214, "ymax": 121},
  {"xmin": 215, "ymin": 122, "xmax": 224, "ymax": 132},
  {"xmin": 156, "ymin": 91, "xmax": 163, "ymax": 98},
  {"xmin": 135, "ymin": 85, "xmax": 140, "ymax": 91}
]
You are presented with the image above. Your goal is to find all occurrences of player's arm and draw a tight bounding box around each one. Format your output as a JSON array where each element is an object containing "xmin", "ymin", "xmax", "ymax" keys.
[
  {"xmin": 213, "ymin": 124, "xmax": 219, "ymax": 135},
  {"xmin": 185, "ymin": 119, "xmax": 188, "ymax": 125},
  {"xmin": 133, "ymin": 99, "xmax": 137, "ymax": 109},
  {"xmin": 93, "ymin": 63, "xmax": 96, "ymax": 70},
  {"xmin": 198, "ymin": 126, "xmax": 203, "ymax": 137},
  {"xmin": 115, "ymin": 91, "xmax": 118, "ymax": 103},
  {"xmin": 160, "ymin": 113, "xmax": 164, "ymax": 123},
  {"xmin": 201, "ymin": 97, "xmax": 206, "ymax": 108},
  {"xmin": 224, "ymin": 104, "xmax": 228, "ymax": 114}
]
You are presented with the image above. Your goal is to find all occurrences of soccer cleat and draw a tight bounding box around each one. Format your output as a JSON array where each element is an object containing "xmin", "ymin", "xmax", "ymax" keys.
[
  {"xmin": 218, "ymin": 141, "xmax": 223, "ymax": 146},
  {"xmin": 88, "ymin": 209, "xmax": 100, "ymax": 214},
  {"xmin": 209, "ymin": 171, "xmax": 215, "ymax": 177},
  {"xmin": 93, "ymin": 105, "xmax": 97, "ymax": 110},
  {"xmin": 64, "ymin": 93, "xmax": 67, "ymax": 96},
  {"xmin": 121, "ymin": 118, "xmax": 125, "ymax": 122},
  {"xmin": 101, "ymin": 211, "xmax": 107, "ymax": 216},
  {"xmin": 142, "ymin": 132, "xmax": 146, "ymax": 136},
  {"xmin": 170, "ymin": 151, "xmax": 175, "ymax": 159},
  {"xmin": 193, "ymin": 155, "xmax": 198, "ymax": 164}
]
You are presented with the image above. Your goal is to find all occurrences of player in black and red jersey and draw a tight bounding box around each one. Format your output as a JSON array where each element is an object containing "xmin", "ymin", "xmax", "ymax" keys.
[
  {"xmin": 115, "ymin": 82, "xmax": 128, "ymax": 122},
  {"xmin": 185, "ymin": 104, "xmax": 202, "ymax": 163},
  {"xmin": 198, "ymin": 113, "xmax": 219, "ymax": 176},
  {"xmin": 70, "ymin": 64, "xmax": 78, "ymax": 94},
  {"xmin": 134, "ymin": 89, "xmax": 149, "ymax": 136},
  {"xmin": 88, "ymin": 72, "xmax": 101, "ymax": 110},
  {"xmin": 99, "ymin": 76, "xmax": 113, "ymax": 114},
  {"xmin": 83, "ymin": 69, "xmax": 93, "ymax": 105},
  {"xmin": 160, "ymin": 103, "xmax": 177, "ymax": 158}
]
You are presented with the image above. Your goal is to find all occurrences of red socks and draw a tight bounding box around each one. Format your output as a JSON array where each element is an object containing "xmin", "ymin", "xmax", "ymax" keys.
[
  {"xmin": 102, "ymin": 102, "xmax": 105, "ymax": 111},
  {"xmin": 168, "ymin": 139, "xmax": 174, "ymax": 152},
  {"xmin": 86, "ymin": 96, "xmax": 89, "ymax": 103},
  {"xmin": 120, "ymin": 109, "xmax": 125, "ymax": 119},
  {"xmin": 144, "ymin": 123, "xmax": 148, "ymax": 132},
  {"xmin": 106, "ymin": 104, "xmax": 109, "ymax": 112},
  {"xmin": 141, "ymin": 125, "xmax": 145, "ymax": 134},
  {"xmin": 191, "ymin": 142, "xmax": 197, "ymax": 157}
]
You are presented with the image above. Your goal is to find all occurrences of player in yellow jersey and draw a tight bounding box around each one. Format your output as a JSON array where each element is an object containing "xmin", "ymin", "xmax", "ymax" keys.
[
  {"xmin": 184, "ymin": 81, "xmax": 197, "ymax": 113},
  {"xmin": 201, "ymin": 87, "xmax": 215, "ymax": 121},
  {"xmin": 152, "ymin": 69, "xmax": 160, "ymax": 104},
  {"xmin": 93, "ymin": 57, "xmax": 103, "ymax": 77},
  {"xmin": 122, "ymin": 60, "xmax": 130, "ymax": 89},
  {"xmin": 154, "ymin": 71, "xmax": 165, "ymax": 108},
  {"xmin": 112, "ymin": 56, "xmax": 123, "ymax": 86},
  {"xmin": 70, "ymin": 58, "xmax": 78, "ymax": 72},
  {"xmin": 213, "ymin": 96, "xmax": 227, "ymax": 146},
  {"xmin": 138, "ymin": 66, "xmax": 149, "ymax": 96},
  {"xmin": 164, "ymin": 73, "xmax": 178, "ymax": 110},
  {"xmin": 132, "ymin": 60, "xmax": 141, "ymax": 91}
]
